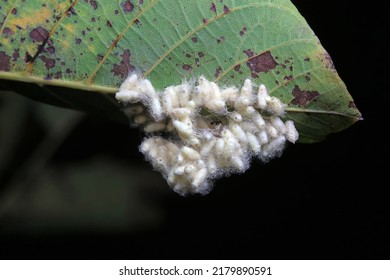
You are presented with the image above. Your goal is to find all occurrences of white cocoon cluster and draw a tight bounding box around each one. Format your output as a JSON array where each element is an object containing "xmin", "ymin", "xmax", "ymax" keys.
[{"xmin": 116, "ymin": 74, "xmax": 299, "ymax": 195}]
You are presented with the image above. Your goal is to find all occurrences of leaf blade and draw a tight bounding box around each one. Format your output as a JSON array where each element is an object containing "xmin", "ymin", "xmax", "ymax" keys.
[{"xmin": 0, "ymin": 0, "xmax": 361, "ymax": 143}]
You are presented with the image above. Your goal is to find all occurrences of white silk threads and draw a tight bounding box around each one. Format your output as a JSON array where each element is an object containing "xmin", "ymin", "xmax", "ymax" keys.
[{"xmin": 116, "ymin": 74, "xmax": 299, "ymax": 195}]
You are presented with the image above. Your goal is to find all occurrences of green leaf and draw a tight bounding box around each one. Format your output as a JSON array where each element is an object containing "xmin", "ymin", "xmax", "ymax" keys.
[{"xmin": 0, "ymin": 0, "xmax": 361, "ymax": 143}]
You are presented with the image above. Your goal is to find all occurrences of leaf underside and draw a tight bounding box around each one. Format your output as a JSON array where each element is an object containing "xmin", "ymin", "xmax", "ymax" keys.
[{"xmin": 0, "ymin": 0, "xmax": 361, "ymax": 143}]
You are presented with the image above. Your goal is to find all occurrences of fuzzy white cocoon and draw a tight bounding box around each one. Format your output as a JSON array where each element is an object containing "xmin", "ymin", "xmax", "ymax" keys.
[{"xmin": 116, "ymin": 74, "xmax": 299, "ymax": 195}]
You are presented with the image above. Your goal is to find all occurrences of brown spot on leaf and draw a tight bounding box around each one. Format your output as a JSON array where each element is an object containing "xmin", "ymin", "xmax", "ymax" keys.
[
  {"xmin": 291, "ymin": 85, "xmax": 319, "ymax": 106},
  {"xmin": 111, "ymin": 49, "xmax": 135, "ymax": 78},
  {"xmin": 246, "ymin": 51, "xmax": 278, "ymax": 74},
  {"xmin": 29, "ymin": 26, "xmax": 49, "ymax": 43},
  {"xmin": 90, "ymin": 0, "xmax": 98, "ymax": 10},
  {"xmin": 191, "ymin": 37, "xmax": 198, "ymax": 43},
  {"xmin": 46, "ymin": 46, "xmax": 55, "ymax": 54},
  {"xmin": 289, "ymin": 65, "xmax": 293, "ymax": 72},
  {"xmin": 97, "ymin": 54, "xmax": 104, "ymax": 62},
  {"xmin": 67, "ymin": 7, "xmax": 77, "ymax": 16},
  {"xmin": 202, "ymin": 18, "xmax": 208, "ymax": 24},
  {"xmin": 40, "ymin": 57, "xmax": 56, "ymax": 69},
  {"xmin": 107, "ymin": 20, "xmax": 112, "ymax": 27},
  {"xmin": 223, "ymin": 5, "xmax": 230, "ymax": 13},
  {"xmin": 0, "ymin": 51, "xmax": 11, "ymax": 71},
  {"xmin": 195, "ymin": 57, "xmax": 200, "ymax": 67},
  {"xmin": 305, "ymin": 75, "xmax": 311, "ymax": 82},
  {"xmin": 114, "ymin": 9, "xmax": 119, "ymax": 15},
  {"xmin": 134, "ymin": 19, "xmax": 141, "ymax": 27},
  {"xmin": 185, "ymin": 53, "xmax": 192, "ymax": 58},
  {"xmin": 198, "ymin": 52, "xmax": 204, "ymax": 58},
  {"xmin": 214, "ymin": 66, "xmax": 222, "ymax": 78},
  {"xmin": 283, "ymin": 75, "xmax": 293, "ymax": 81},
  {"xmin": 183, "ymin": 64, "xmax": 192, "ymax": 71},
  {"xmin": 322, "ymin": 51, "xmax": 335, "ymax": 70},
  {"xmin": 348, "ymin": 101, "xmax": 357, "ymax": 109},
  {"xmin": 24, "ymin": 52, "xmax": 33, "ymax": 63},
  {"xmin": 11, "ymin": 8, "xmax": 17, "ymax": 15},
  {"xmin": 121, "ymin": 0, "xmax": 134, "ymax": 13},
  {"xmin": 139, "ymin": 0, "xmax": 144, "ymax": 4},
  {"xmin": 210, "ymin": 2, "xmax": 217, "ymax": 13},
  {"xmin": 234, "ymin": 65, "xmax": 241, "ymax": 72},
  {"xmin": 243, "ymin": 49, "xmax": 254, "ymax": 57},
  {"xmin": 53, "ymin": 71, "xmax": 62, "ymax": 79},
  {"xmin": 2, "ymin": 27, "xmax": 14, "ymax": 37},
  {"xmin": 304, "ymin": 57, "xmax": 310, "ymax": 62},
  {"xmin": 12, "ymin": 49, "xmax": 20, "ymax": 61},
  {"xmin": 239, "ymin": 27, "xmax": 247, "ymax": 36},
  {"xmin": 75, "ymin": 38, "xmax": 82, "ymax": 44},
  {"xmin": 217, "ymin": 36, "xmax": 224, "ymax": 43}
]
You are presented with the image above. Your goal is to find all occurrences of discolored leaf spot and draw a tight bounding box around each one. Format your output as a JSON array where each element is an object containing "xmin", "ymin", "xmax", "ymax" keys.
[
  {"xmin": 216, "ymin": 36, "xmax": 224, "ymax": 43},
  {"xmin": 223, "ymin": 5, "xmax": 230, "ymax": 13},
  {"xmin": 291, "ymin": 85, "xmax": 319, "ymax": 106},
  {"xmin": 75, "ymin": 38, "xmax": 82, "ymax": 45},
  {"xmin": 243, "ymin": 49, "xmax": 254, "ymax": 57},
  {"xmin": 245, "ymin": 50, "xmax": 278, "ymax": 77},
  {"xmin": 198, "ymin": 52, "xmax": 205, "ymax": 58},
  {"xmin": 12, "ymin": 49, "xmax": 20, "ymax": 61},
  {"xmin": 2, "ymin": 27, "xmax": 14, "ymax": 37},
  {"xmin": 210, "ymin": 2, "xmax": 217, "ymax": 13},
  {"xmin": 183, "ymin": 64, "xmax": 192, "ymax": 71},
  {"xmin": 234, "ymin": 65, "xmax": 241, "ymax": 72},
  {"xmin": 24, "ymin": 52, "xmax": 33, "ymax": 63},
  {"xmin": 191, "ymin": 37, "xmax": 198, "ymax": 43},
  {"xmin": 134, "ymin": 19, "xmax": 142, "ymax": 27},
  {"xmin": 349, "ymin": 101, "xmax": 357, "ymax": 109},
  {"xmin": 29, "ymin": 26, "xmax": 49, "ymax": 43},
  {"xmin": 321, "ymin": 51, "xmax": 336, "ymax": 70},
  {"xmin": 0, "ymin": 51, "xmax": 11, "ymax": 71},
  {"xmin": 68, "ymin": 7, "xmax": 77, "ymax": 16},
  {"xmin": 195, "ymin": 57, "xmax": 200, "ymax": 67},
  {"xmin": 46, "ymin": 46, "xmax": 55, "ymax": 54},
  {"xmin": 111, "ymin": 49, "xmax": 135, "ymax": 78},
  {"xmin": 214, "ymin": 66, "xmax": 222, "ymax": 78},
  {"xmin": 90, "ymin": 0, "xmax": 98, "ymax": 10},
  {"xmin": 40, "ymin": 57, "xmax": 56, "ymax": 70},
  {"xmin": 239, "ymin": 27, "xmax": 247, "ymax": 36},
  {"xmin": 121, "ymin": 0, "xmax": 134, "ymax": 13}
]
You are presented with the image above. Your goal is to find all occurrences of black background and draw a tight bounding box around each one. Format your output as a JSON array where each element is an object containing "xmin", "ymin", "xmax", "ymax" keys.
[{"xmin": 0, "ymin": 0, "xmax": 388, "ymax": 259}]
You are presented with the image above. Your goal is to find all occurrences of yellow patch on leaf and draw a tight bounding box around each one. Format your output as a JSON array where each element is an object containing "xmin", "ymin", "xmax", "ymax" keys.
[{"xmin": 8, "ymin": 7, "xmax": 51, "ymax": 30}]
